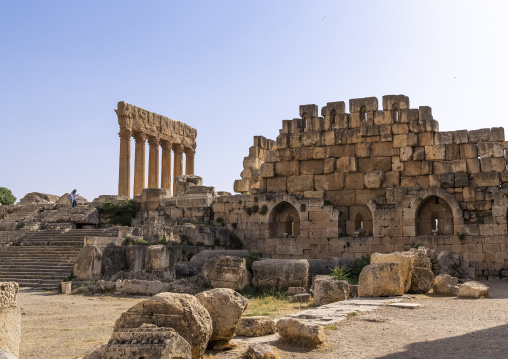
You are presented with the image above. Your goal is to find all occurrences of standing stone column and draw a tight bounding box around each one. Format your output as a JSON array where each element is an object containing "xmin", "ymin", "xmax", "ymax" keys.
[
  {"xmin": 0, "ymin": 282, "xmax": 20, "ymax": 358},
  {"xmin": 147, "ymin": 136, "xmax": 160, "ymax": 189},
  {"xmin": 173, "ymin": 144, "xmax": 184, "ymax": 196},
  {"xmin": 133, "ymin": 132, "xmax": 146, "ymax": 197},
  {"xmin": 185, "ymin": 147, "xmax": 195, "ymax": 175},
  {"xmin": 118, "ymin": 128, "xmax": 132, "ymax": 197},
  {"xmin": 160, "ymin": 140, "xmax": 172, "ymax": 193}
]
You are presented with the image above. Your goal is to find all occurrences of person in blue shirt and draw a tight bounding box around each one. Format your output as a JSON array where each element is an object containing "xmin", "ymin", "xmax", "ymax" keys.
[{"xmin": 69, "ymin": 189, "xmax": 78, "ymax": 208}]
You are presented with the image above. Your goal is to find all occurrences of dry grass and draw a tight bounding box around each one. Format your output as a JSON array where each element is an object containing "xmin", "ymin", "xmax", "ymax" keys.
[{"xmin": 242, "ymin": 290, "xmax": 316, "ymax": 318}]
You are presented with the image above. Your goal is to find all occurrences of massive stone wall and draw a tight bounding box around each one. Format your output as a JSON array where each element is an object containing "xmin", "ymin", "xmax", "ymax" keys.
[{"xmin": 218, "ymin": 95, "xmax": 508, "ymax": 276}]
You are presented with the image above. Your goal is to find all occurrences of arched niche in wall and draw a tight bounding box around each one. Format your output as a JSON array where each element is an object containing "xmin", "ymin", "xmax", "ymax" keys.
[
  {"xmin": 348, "ymin": 206, "xmax": 373, "ymax": 236},
  {"xmin": 269, "ymin": 201, "xmax": 300, "ymax": 238},
  {"xmin": 391, "ymin": 103, "xmax": 400, "ymax": 123},
  {"xmin": 416, "ymin": 196, "xmax": 454, "ymax": 235}
]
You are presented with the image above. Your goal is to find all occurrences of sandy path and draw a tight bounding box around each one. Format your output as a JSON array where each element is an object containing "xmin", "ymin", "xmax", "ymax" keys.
[
  {"xmin": 276, "ymin": 281, "xmax": 508, "ymax": 359},
  {"xmin": 17, "ymin": 289, "xmax": 145, "ymax": 359},
  {"xmin": 16, "ymin": 281, "xmax": 508, "ymax": 359}
]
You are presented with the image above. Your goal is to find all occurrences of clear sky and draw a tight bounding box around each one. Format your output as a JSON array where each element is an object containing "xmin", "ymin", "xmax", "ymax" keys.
[{"xmin": 1, "ymin": 1, "xmax": 507, "ymax": 202}]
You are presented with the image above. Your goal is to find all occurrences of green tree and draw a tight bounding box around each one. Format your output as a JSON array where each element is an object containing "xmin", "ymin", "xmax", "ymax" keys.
[{"xmin": 0, "ymin": 187, "xmax": 16, "ymax": 205}]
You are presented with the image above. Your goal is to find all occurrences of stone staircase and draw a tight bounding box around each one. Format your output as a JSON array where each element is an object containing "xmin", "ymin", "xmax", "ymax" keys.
[{"xmin": 0, "ymin": 228, "xmax": 119, "ymax": 289}]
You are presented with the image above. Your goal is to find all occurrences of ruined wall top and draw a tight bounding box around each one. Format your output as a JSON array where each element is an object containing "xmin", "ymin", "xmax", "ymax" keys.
[{"xmin": 116, "ymin": 101, "xmax": 197, "ymax": 149}]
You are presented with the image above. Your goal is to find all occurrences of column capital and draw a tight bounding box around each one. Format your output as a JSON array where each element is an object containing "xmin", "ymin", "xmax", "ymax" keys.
[
  {"xmin": 147, "ymin": 135, "xmax": 160, "ymax": 146},
  {"xmin": 184, "ymin": 146, "xmax": 196, "ymax": 156},
  {"xmin": 172, "ymin": 143, "xmax": 184, "ymax": 154},
  {"xmin": 118, "ymin": 128, "xmax": 132, "ymax": 140},
  {"xmin": 160, "ymin": 139, "xmax": 172, "ymax": 151},
  {"xmin": 132, "ymin": 131, "xmax": 146, "ymax": 143}
]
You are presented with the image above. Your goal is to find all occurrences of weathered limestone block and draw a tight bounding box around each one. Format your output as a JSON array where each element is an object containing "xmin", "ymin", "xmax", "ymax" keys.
[
  {"xmin": 0, "ymin": 282, "xmax": 20, "ymax": 358},
  {"xmin": 234, "ymin": 179, "xmax": 250, "ymax": 193},
  {"xmin": 445, "ymin": 144, "xmax": 460, "ymax": 160},
  {"xmin": 195, "ymin": 288, "xmax": 248, "ymax": 343},
  {"xmin": 336, "ymin": 156, "xmax": 357, "ymax": 172},
  {"xmin": 437, "ymin": 251, "xmax": 463, "ymax": 278},
  {"xmin": 125, "ymin": 245, "xmax": 147, "ymax": 273},
  {"xmin": 478, "ymin": 142, "xmax": 504, "ymax": 158},
  {"xmin": 236, "ymin": 317, "xmax": 276, "ymax": 337},
  {"xmin": 101, "ymin": 324, "xmax": 191, "ymax": 359},
  {"xmin": 432, "ymin": 274, "xmax": 459, "ymax": 296},
  {"xmin": 74, "ymin": 245, "xmax": 103, "ymax": 280},
  {"xmin": 266, "ymin": 177, "xmax": 287, "ymax": 193},
  {"xmin": 409, "ymin": 267, "xmax": 434, "ymax": 294},
  {"xmin": 289, "ymin": 293, "xmax": 311, "ymax": 302},
  {"xmin": 480, "ymin": 157, "xmax": 506, "ymax": 172},
  {"xmin": 371, "ymin": 252, "xmax": 413, "ymax": 292},
  {"xmin": 114, "ymin": 293, "xmax": 212, "ymax": 359},
  {"xmin": 433, "ymin": 160, "xmax": 467, "ymax": 174},
  {"xmin": 364, "ymin": 170, "xmax": 384, "ymax": 189},
  {"xmin": 491, "ymin": 127, "xmax": 505, "ymax": 142},
  {"xmin": 245, "ymin": 344, "xmax": 278, "ymax": 359},
  {"xmin": 358, "ymin": 263, "xmax": 404, "ymax": 297},
  {"xmin": 146, "ymin": 245, "xmax": 173, "ymax": 279},
  {"xmin": 470, "ymin": 173, "xmax": 500, "ymax": 187},
  {"xmin": 408, "ymin": 249, "xmax": 432, "ymax": 270},
  {"xmin": 358, "ymin": 157, "xmax": 392, "ymax": 172},
  {"xmin": 400, "ymin": 146, "xmax": 413, "ymax": 161},
  {"xmin": 314, "ymin": 173, "xmax": 344, "ymax": 191},
  {"xmin": 201, "ymin": 256, "xmax": 251, "ymax": 291},
  {"xmin": 435, "ymin": 132, "xmax": 454, "ymax": 145},
  {"xmin": 288, "ymin": 287, "xmax": 307, "ymax": 296},
  {"xmin": 301, "ymin": 132, "xmax": 321, "ymax": 147},
  {"xmin": 252, "ymin": 259, "xmax": 309, "ymax": 290},
  {"xmin": 275, "ymin": 161, "xmax": 300, "ymax": 177},
  {"xmin": 311, "ymin": 276, "xmax": 349, "ymax": 305},
  {"xmin": 344, "ymin": 173, "xmax": 365, "ymax": 190},
  {"xmin": 458, "ymin": 281, "xmax": 489, "ymax": 298},
  {"xmin": 259, "ymin": 163, "xmax": 275, "ymax": 178},
  {"xmin": 425, "ymin": 145, "xmax": 446, "ymax": 160},
  {"xmin": 468, "ymin": 128, "xmax": 491, "ymax": 143},
  {"xmin": 287, "ymin": 175, "xmax": 314, "ymax": 193},
  {"xmin": 115, "ymin": 279, "xmax": 171, "ymax": 296},
  {"xmin": 276, "ymin": 318, "xmax": 325, "ymax": 347}
]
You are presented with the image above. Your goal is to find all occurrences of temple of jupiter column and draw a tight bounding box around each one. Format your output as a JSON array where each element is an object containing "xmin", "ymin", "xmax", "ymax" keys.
[{"xmin": 115, "ymin": 102, "xmax": 197, "ymax": 198}]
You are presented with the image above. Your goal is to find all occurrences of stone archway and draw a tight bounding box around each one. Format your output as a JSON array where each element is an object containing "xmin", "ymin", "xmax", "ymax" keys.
[
  {"xmin": 269, "ymin": 201, "xmax": 300, "ymax": 237},
  {"xmin": 416, "ymin": 196, "xmax": 454, "ymax": 235}
]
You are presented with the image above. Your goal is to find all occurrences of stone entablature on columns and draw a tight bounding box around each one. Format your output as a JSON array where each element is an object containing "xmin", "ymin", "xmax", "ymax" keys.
[{"xmin": 115, "ymin": 102, "xmax": 197, "ymax": 197}]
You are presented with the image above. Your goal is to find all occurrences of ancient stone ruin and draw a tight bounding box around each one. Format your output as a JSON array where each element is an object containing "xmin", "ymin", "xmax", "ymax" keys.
[{"xmin": 116, "ymin": 102, "xmax": 197, "ymax": 198}]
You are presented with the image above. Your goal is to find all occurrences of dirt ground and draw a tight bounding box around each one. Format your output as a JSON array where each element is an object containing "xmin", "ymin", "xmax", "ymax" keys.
[{"xmin": 17, "ymin": 281, "xmax": 508, "ymax": 359}]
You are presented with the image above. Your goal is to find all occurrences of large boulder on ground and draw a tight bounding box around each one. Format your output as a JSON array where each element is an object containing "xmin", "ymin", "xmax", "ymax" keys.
[
  {"xmin": 189, "ymin": 250, "xmax": 250, "ymax": 267},
  {"xmin": 358, "ymin": 262, "xmax": 404, "ymax": 297},
  {"xmin": 252, "ymin": 259, "xmax": 309, "ymax": 290},
  {"xmin": 458, "ymin": 281, "xmax": 489, "ymax": 298},
  {"xmin": 201, "ymin": 256, "xmax": 251, "ymax": 291},
  {"xmin": 311, "ymin": 276, "xmax": 349, "ymax": 305},
  {"xmin": 276, "ymin": 318, "xmax": 325, "ymax": 347},
  {"xmin": 437, "ymin": 251, "xmax": 463, "ymax": 278},
  {"xmin": 246, "ymin": 344, "xmax": 278, "ymax": 359},
  {"xmin": 409, "ymin": 267, "xmax": 434, "ymax": 294},
  {"xmin": 115, "ymin": 280, "xmax": 171, "ymax": 296},
  {"xmin": 19, "ymin": 192, "xmax": 59, "ymax": 205},
  {"xmin": 432, "ymin": 274, "xmax": 460, "ymax": 296},
  {"xmin": 408, "ymin": 249, "xmax": 432, "ymax": 270},
  {"xmin": 113, "ymin": 292, "xmax": 212, "ymax": 359},
  {"xmin": 235, "ymin": 317, "xmax": 276, "ymax": 337},
  {"xmin": 195, "ymin": 288, "xmax": 248, "ymax": 344},
  {"xmin": 101, "ymin": 323, "xmax": 191, "ymax": 359},
  {"xmin": 371, "ymin": 252, "xmax": 413, "ymax": 292}
]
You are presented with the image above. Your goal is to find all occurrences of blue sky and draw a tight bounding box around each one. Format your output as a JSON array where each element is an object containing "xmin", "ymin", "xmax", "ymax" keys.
[{"xmin": 1, "ymin": 1, "xmax": 508, "ymax": 202}]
